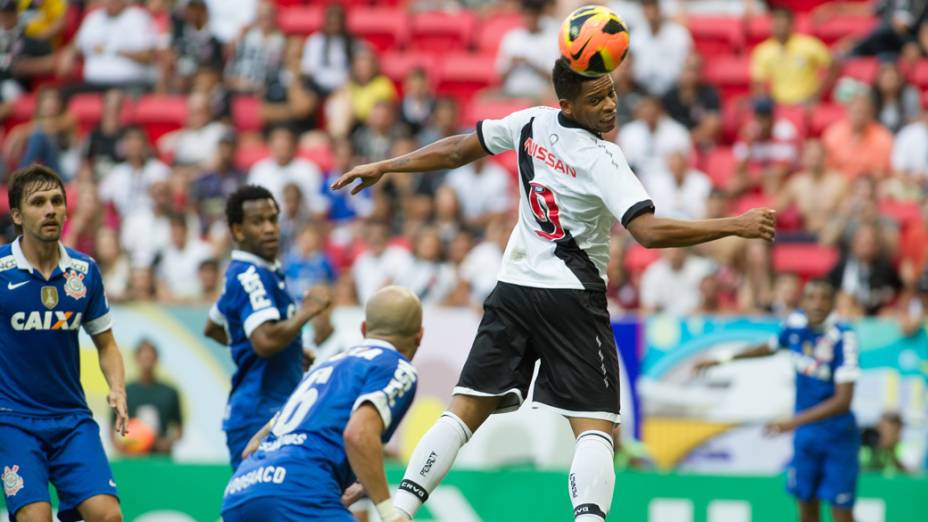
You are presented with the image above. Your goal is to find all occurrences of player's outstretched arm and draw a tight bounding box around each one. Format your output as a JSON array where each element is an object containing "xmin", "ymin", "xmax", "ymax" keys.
[
  {"xmin": 250, "ymin": 288, "xmax": 332, "ymax": 358},
  {"xmin": 693, "ymin": 344, "xmax": 775, "ymax": 372},
  {"xmin": 626, "ymin": 208, "xmax": 776, "ymax": 249},
  {"xmin": 204, "ymin": 319, "xmax": 229, "ymax": 345},
  {"xmin": 242, "ymin": 418, "xmax": 274, "ymax": 460},
  {"xmin": 766, "ymin": 383, "xmax": 855, "ymax": 435},
  {"xmin": 344, "ymin": 404, "xmax": 409, "ymax": 522},
  {"xmin": 91, "ymin": 329, "xmax": 129, "ymax": 436},
  {"xmin": 331, "ymin": 133, "xmax": 488, "ymax": 195}
]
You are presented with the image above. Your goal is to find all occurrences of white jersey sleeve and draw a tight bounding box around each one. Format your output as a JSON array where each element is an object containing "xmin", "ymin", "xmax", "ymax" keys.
[
  {"xmin": 591, "ymin": 143, "xmax": 655, "ymax": 227},
  {"xmin": 476, "ymin": 107, "xmax": 546, "ymax": 155}
]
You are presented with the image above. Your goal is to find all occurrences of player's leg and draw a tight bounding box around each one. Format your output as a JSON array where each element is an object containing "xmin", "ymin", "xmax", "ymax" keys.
[
  {"xmin": 820, "ymin": 431, "xmax": 859, "ymax": 522},
  {"xmin": 395, "ymin": 283, "xmax": 535, "ymax": 519},
  {"xmin": 829, "ymin": 507, "xmax": 853, "ymax": 522},
  {"xmin": 567, "ymin": 417, "xmax": 617, "ymax": 522},
  {"xmin": 12, "ymin": 503, "xmax": 53, "ymax": 522},
  {"xmin": 797, "ymin": 500, "xmax": 820, "ymax": 522},
  {"xmin": 47, "ymin": 416, "xmax": 121, "ymax": 522},
  {"xmin": 788, "ymin": 433, "xmax": 824, "ymax": 522},
  {"xmin": 0, "ymin": 420, "xmax": 53, "ymax": 522}
]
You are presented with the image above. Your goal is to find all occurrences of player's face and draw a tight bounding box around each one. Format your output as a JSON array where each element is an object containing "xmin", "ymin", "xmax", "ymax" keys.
[
  {"xmin": 571, "ymin": 75, "xmax": 618, "ymax": 134},
  {"xmin": 234, "ymin": 198, "xmax": 280, "ymax": 260},
  {"xmin": 802, "ymin": 284, "xmax": 835, "ymax": 326},
  {"xmin": 13, "ymin": 184, "xmax": 66, "ymax": 243}
]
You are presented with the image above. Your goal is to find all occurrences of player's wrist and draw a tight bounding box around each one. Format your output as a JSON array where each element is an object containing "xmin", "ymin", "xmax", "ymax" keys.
[{"xmin": 375, "ymin": 499, "xmax": 402, "ymax": 522}]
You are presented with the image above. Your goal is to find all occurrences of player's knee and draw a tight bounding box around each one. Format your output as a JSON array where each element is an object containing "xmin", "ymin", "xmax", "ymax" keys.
[
  {"xmin": 96, "ymin": 511, "xmax": 123, "ymax": 522},
  {"xmin": 14, "ymin": 502, "xmax": 53, "ymax": 522}
]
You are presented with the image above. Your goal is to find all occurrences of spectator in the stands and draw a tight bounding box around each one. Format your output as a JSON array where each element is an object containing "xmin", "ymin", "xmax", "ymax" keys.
[
  {"xmin": 351, "ymin": 221, "xmax": 414, "ymax": 304},
  {"xmin": 17, "ymin": 0, "xmax": 66, "ymax": 45},
  {"xmin": 896, "ymin": 267, "xmax": 928, "ymax": 337},
  {"xmin": 644, "ymin": 150, "xmax": 711, "ymax": 220},
  {"xmin": 166, "ymin": 0, "xmax": 223, "ymax": 92},
  {"xmin": 899, "ymin": 200, "xmax": 928, "ymax": 293},
  {"xmin": 191, "ymin": 132, "xmax": 246, "ymax": 230},
  {"xmin": 346, "ymin": 47, "xmax": 398, "ymax": 125},
  {"xmin": 770, "ymin": 272, "xmax": 802, "ymax": 317},
  {"xmin": 205, "ymin": 0, "xmax": 257, "ymax": 44},
  {"xmin": 61, "ymin": 0, "xmax": 158, "ymax": 91},
  {"xmin": 351, "ymin": 100, "xmax": 405, "ymax": 164},
  {"xmin": 198, "ymin": 258, "xmax": 222, "ymax": 303},
  {"xmin": 618, "ymin": 95, "xmax": 691, "ymax": 177},
  {"xmin": 158, "ymin": 92, "xmax": 229, "ymax": 169},
  {"xmin": 823, "ymin": 92, "xmax": 894, "ymax": 179},
  {"xmin": 84, "ymin": 89, "xmax": 126, "ymax": 175},
  {"xmin": 278, "ymin": 182, "xmax": 310, "ymax": 257},
  {"xmin": 890, "ymin": 101, "xmax": 928, "ymax": 195},
  {"xmin": 695, "ymin": 272, "xmax": 737, "ymax": 314},
  {"xmin": 99, "ymin": 126, "xmax": 170, "ymax": 218},
  {"xmin": 735, "ymin": 239, "xmax": 775, "ymax": 312},
  {"xmin": 396, "ymin": 226, "xmax": 457, "ymax": 305},
  {"xmin": 321, "ymin": 138, "xmax": 373, "ymax": 230},
  {"xmin": 612, "ymin": 55, "xmax": 645, "ymax": 127},
  {"xmin": 399, "ymin": 68, "xmax": 436, "ymax": 136},
  {"xmin": 844, "ymin": 0, "xmax": 928, "ymax": 61},
  {"xmin": 116, "ymin": 340, "xmax": 183, "ymax": 456},
  {"xmin": 820, "ymin": 176, "xmax": 900, "ymax": 254},
  {"xmin": 641, "ymin": 247, "xmax": 715, "ymax": 315},
  {"xmin": 224, "ymin": 0, "xmax": 285, "ymax": 94},
  {"xmin": 418, "ymin": 97, "xmax": 461, "ymax": 146},
  {"xmin": 284, "ymin": 226, "xmax": 337, "ymax": 304},
  {"xmin": 263, "ymin": 39, "xmax": 321, "ymax": 137},
  {"xmin": 300, "ymin": 3, "xmax": 359, "ymax": 96},
  {"xmin": 191, "ymin": 66, "xmax": 232, "ymax": 121},
  {"xmin": 871, "ymin": 58, "xmax": 921, "ymax": 133},
  {"xmin": 775, "ymin": 139, "xmax": 847, "ymax": 236},
  {"xmin": 631, "ymin": 0, "xmax": 692, "ymax": 96},
  {"xmin": 0, "ymin": 0, "xmax": 55, "ymax": 92},
  {"xmin": 95, "ymin": 227, "xmax": 131, "ymax": 303},
  {"xmin": 661, "ymin": 53, "xmax": 721, "ymax": 149},
  {"xmin": 120, "ymin": 179, "xmax": 188, "ymax": 268},
  {"xmin": 444, "ymin": 156, "xmax": 512, "ymax": 229},
  {"xmin": 155, "ymin": 214, "xmax": 214, "ymax": 302},
  {"xmin": 750, "ymin": 6, "xmax": 835, "ymax": 106},
  {"xmin": 247, "ymin": 126, "xmax": 328, "ymax": 218},
  {"xmin": 496, "ymin": 0, "xmax": 558, "ymax": 100},
  {"xmin": 730, "ymin": 96, "xmax": 799, "ymax": 196},
  {"xmin": 4, "ymin": 87, "xmax": 76, "ymax": 179},
  {"xmin": 457, "ymin": 217, "xmax": 509, "ymax": 307},
  {"xmin": 827, "ymin": 222, "xmax": 901, "ymax": 315},
  {"xmin": 860, "ymin": 412, "xmax": 909, "ymax": 474}
]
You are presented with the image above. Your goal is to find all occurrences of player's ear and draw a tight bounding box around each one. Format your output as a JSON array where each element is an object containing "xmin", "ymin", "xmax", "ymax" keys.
[
  {"xmin": 9, "ymin": 208, "xmax": 21, "ymax": 226},
  {"xmin": 360, "ymin": 321, "xmax": 367, "ymax": 338},
  {"xmin": 558, "ymin": 98, "xmax": 573, "ymax": 118},
  {"xmin": 230, "ymin": 223, "xmax": 244, "ymax": 243}
]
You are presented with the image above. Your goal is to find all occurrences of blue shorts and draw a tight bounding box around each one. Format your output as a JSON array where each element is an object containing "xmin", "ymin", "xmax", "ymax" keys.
[
  {"xmin": 222, "ymin": 495, "xmax": 355, "ymax": 522},
  {"xmin": 0, "ymin": 413, "xmax": 118, "ymax": 522},
  {"xmin": 225, "ymin": 421, "xmax": 267, "ymax": 470},
  {"xmin": 787, "ymin": 428, "xmax": 859, "ymax": 508}
]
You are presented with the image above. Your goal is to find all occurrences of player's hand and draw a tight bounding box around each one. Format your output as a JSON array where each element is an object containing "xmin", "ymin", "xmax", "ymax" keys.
[
  {"xmin": 108, "ymin": 389, "xmax": 129, "ymax": 436},
  {"xmin": 242, "ymin": 434, "xmax": 263, "ymax": 460},
  {"xmin": 764, "ymin": 419, "xmax": 796, "ymax": 436},
  {"xmin": 302, "ymin": 286, "xmax": 332, "ymax": 316},
  {"xmin": 341, "ymin": 482, "xmax": 366, "ymax": 507},
  {"xmin": 692, "ymin": 358, "xmax": 720, "ymax": 374},
  {"xmin": 736, "ymin": 208, "xmax": 776, "ymax": 241},
  {"xmin": 330, "ymin": 162, "xmax": 385, "ymax": 195},
  {"xmin": 302, "ymin": 347, "xmax": 316, "ymax": 372}
]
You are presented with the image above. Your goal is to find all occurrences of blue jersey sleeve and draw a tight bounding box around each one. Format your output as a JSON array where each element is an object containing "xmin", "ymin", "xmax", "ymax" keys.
[
  {"xmin": 352, "ymin": 356, "xmax": 418, "ymax": 437},
  {"xmin": 82, "ymin": 262, "xmax": 113, "ymax": 336},
  {"xmin": 215, "ymin": 265, "xmax": 284, "ymax": 339},
  {"xmin": 769, "ymin": 311, "xmax": 807, "ymax": 351},
  {"xmin": 833, "ymin": 327, "xmax": 860, "ymax": 384}
]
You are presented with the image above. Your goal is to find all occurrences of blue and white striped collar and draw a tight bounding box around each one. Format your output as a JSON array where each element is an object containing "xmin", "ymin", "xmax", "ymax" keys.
[
  {"xmin": 231, "ymin": 249, "xmax": 281, "ymax": 271},
  {"xmin": 358, "ymin": 338, "xmax": 397, "ymax": 352}
]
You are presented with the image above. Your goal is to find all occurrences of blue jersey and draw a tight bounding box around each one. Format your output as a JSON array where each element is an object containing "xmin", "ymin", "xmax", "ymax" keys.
[
  {"xmin": 0, "ymin": 239, "xmax": 112, "ymax": 417},
  {"xmin": 771, "ymin": 311, "xmax": 860, "ymax": 437},
  {"xmin": 209, "ymin": 250, "xmax": 302, "ymax": 432},
  {"xmin": 223, "ymin": 339, "xmax": 417, "ymax": 517}
]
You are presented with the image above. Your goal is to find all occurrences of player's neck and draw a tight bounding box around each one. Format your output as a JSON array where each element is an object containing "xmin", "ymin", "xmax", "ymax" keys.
[{"xmin": 20, "ymin": 234, "xmax": 61, "ymax": 279}]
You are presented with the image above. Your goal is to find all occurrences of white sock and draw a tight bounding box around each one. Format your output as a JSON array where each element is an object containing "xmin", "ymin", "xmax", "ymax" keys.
[
  {"xmin": 395, "ymin": 412, "xmax": 472, "ymax": 518},
  {"xmin": 569, "ymin": 430, "xmax": 615, "ymax": 521}
]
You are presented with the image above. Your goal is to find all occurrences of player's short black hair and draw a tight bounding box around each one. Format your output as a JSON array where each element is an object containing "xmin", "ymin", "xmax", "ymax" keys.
[
  {"xmin": 804, "ymin": 278, "xmax": 835, "ymax": 295},
  {"xmin": 225, "ymin": 185, "xmax": 277, "ymax": 227},
  {"xmin": 552, "ymin": 58, "xmax": 597, "ymax": 102},
  {"xmin": 7, "ymin": 164, "xmax": 66, "ymax": 212},
  {"xmin": 771, "ymin": 6, "xmax": 794, "ymax": 19}
]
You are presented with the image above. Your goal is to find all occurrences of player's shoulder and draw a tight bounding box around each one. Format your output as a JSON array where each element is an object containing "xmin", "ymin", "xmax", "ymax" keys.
[
  {"xmin": 784, "ymin": 310, "xmax": 809, "ymax": 329},
  {"xmin": 0, "ymin": 243, "xmax": 15, "ymax": 272},
  {"xmin": 62, "ymin": 247, "xmax": 94, "ymax": 275}
]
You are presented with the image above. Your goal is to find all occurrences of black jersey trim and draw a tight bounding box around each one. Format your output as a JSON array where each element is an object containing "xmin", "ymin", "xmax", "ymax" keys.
[
  {"xmin": 557, "ymin": 111, "xmax": 603, "ymax": 139},
  {"xmin": 621, "ymin": 199, "xmax": 656, "ymax": 228},
  {"xmin": 475, "ymin": 120, "xmax": 495, "ymax": 155}
]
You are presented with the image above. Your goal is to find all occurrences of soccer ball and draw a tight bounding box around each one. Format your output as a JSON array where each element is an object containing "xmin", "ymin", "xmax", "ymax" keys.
[
  {"xmin": 116, "ymin": 418, "xmax": 156, "ymax": 455},
  {"xmin": 558, "ymin": 5, "xmax": 630, "ymax": 77}
]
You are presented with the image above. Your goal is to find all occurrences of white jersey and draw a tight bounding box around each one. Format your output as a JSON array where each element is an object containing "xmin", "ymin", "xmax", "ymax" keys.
[{"xmin": 477, "ymin": 106, "xmax": 654, "ymax": 291}]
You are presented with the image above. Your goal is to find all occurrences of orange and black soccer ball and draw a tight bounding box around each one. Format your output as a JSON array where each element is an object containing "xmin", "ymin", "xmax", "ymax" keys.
[{"xmin": 559, "ymin": 5, "xmax": 630, "ymax": 77}]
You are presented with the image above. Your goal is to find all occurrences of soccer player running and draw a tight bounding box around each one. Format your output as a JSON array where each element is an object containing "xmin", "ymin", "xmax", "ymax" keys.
[
  {"xmin": 695, "ymin": 279, "xmax": 859, "ymax": 522},
  {"xmin": 204, "ymin": 185, "xmax": 331, "ymax": 469},
  {"xmin": 332, "ymin": 58, "xmax": 776, "ymax": 522},
  {"xmin": 0, "ymin": 166, "xmax": 127, "ymax": 522},
  {"xmin": 221, "ymin": 286, "xmax": 422, "ymax": 522}
]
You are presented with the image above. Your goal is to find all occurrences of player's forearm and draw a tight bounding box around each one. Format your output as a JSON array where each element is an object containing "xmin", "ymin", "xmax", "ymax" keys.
[
  {"xmin": 251, "ymin": 308, "xmax": 318, "ymax": 357},
  {"xmin": 631, "ymin": 215, "xmax": 745, "ymax": 248},
  {"xmin": 376, "ymin": 134, "xmax": 478, "ymax": 174},
  {"xmin": 789, "ymin": 384, "xmax": 854, "ymax": 428},
  {"xmin": 732, "ymin": 344, "xmax": 776, "ymax": 361},
  {"xmin": 97, "ymin": 338, "xmax": 126, "ymax": 393},
  {"xmin": 345, "ymin": 426, "xmax": 391, "ymax": 504}
]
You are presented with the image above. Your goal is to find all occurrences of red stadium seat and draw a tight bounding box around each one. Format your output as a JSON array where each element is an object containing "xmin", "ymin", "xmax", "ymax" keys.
[
  {"xmin": 773, "ymin": 243, "xmax": 839, "ymax": 278},
  {"xmin": 129, "ymin": 95, "xmax": 188, "ymax": 142},
  {"xmin": 910, "ymin": 60, "xmax": 928, "ymax": 90},
  {"xmin": 462, "ymin": 97, "xmax": 532, "ymax": 128},
  {"xmin": 7, "ymin": 94, "xmax": 36, "ymax": 131},
  {"xmin": 409, "ymin": 11, "xmax": 477, "ymax": 53},
  {"xmin": 435, "ymin": 53, "xmax": 500, "ymax": 103},
  {"xmin": 703, "ymin": 55, "xmax": 751, "ymax": 99},
  {"xmin": 489, "ymin": 149, "xmax": 518, "ymax": 180},
  {"xmin": 879, "ymin": 200, "xmax": 921, "ymax": 228},
  {"xmin": 809, "ymin": 103, "xmax": 844, "ymax": 136},
  {"xmin": 67, "ymin": 93, "xmax": 104, "ymax": 136},
  {"xmin": 703, "ymin": 146, "xmax": 736, "ymax": 188},
  {"xmin": 348, "ymin": 7, "xmax": 408, "ymax": 52},
  {"xmin": 277, "ymin": 6, "xmax": 323, "ymax": 37},
  {"xmin": 298, "ymin": 145, "xmax": 333, "ymax": 172},
  {"xmin": 733, "ymin": 194, "xmax": 771, "ymax": 215},
  {"xmin": 379, "ymin": 50, "xmax": 438, "ymax": 88},
  {"xmin": 624, "ymin": 244, "xmax": 660, "ymax": 273},
  {"xmin": 687, "ymin": 17, "xmax": 743, "ymax": 57},
  {"xmin": 775, "ymin": 104, "xmax": 809, "ymax": 140},
  {"xmin": 235, "ymin": 142, "xmax": 270, "ymax": 170},
  {"xmin": 810, "ymin": 15, "xmax": 877, "ymax": 46},
  {"xmin": 841, "ymin": 57, "xmax": 879, "ymax": 83},
  {"xmin": 475, "ymin": 13, "xmax": 524, "ymax": 54},
  {"xmin": 232, "ymin": 96, "xmax": 263, "ymax": 133}
]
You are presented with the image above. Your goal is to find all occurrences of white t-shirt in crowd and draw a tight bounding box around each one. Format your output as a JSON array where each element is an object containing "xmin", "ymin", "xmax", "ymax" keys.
[
  {"xmin": 301, "ymin": 33, "xmax": 355, "ymax": 93},
  {"xmin": 352, "ymin": 246, "xmax": 415, "ymax": 304},
  {"xmin": 395, "ymin": 260, "xmax": 458, "ymax": 305},
  {"xmin": 159, "ymin": 122, "xmax": 229, "ymax": 167},
  {"xmin": 640, "ymin": 255, "xmax": 715, "ymax": 315},
  {"xmin": 459, "ymin": 240, "xmax": 504, "ymax": 304},
  {"xmin": 618, "ymin": 116, "xmax": 692, "ymax": 177},
  {"xmin": 75, "ymin": 6, "xmax": 158, "ymax": 85},
  {"xmin": 247, "ymin": 157, "xmax": 330, "ymax": 215},
  {"xmin": 206, "ymin": 0, "xmax": 258, "ymax": 43},
  {"xmin": 495, "ymin": 20, "xmax": 559, "ymax": 98},
  {"xmin": 157, "ymin": 238, "xmax": 214, "ymax": 299},
  {"xmin": 892, "ymin": 121, "xmax": 928, "ymax": 177},
  {"xmin": 478, "ymin": 106, "xmax": 654, "ymax": 291},
  {"xmin": 644, "ymin": 167, "xmax": 712, "ymax": 219},
  {"xmin": 630, "ymin": 19, "xmax": 692, "ymax": 96},
  {"xmin": 98, "ymin": 159, "xmax": 170, "ymax": 217},
  {"xmin": 445, "ymin": 161, "xmax": 512, "ymax": 222}
]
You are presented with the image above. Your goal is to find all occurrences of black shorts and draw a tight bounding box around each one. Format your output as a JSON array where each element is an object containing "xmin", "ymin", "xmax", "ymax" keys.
[{"xmin": 455, "ymin": 281, "xmax": 621, "ymax": 423}]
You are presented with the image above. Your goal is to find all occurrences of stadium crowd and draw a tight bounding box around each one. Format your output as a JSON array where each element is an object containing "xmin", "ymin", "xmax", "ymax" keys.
[{"xmin": 1, "ymin": 0, "xmax": 927, "ymax": 329}]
